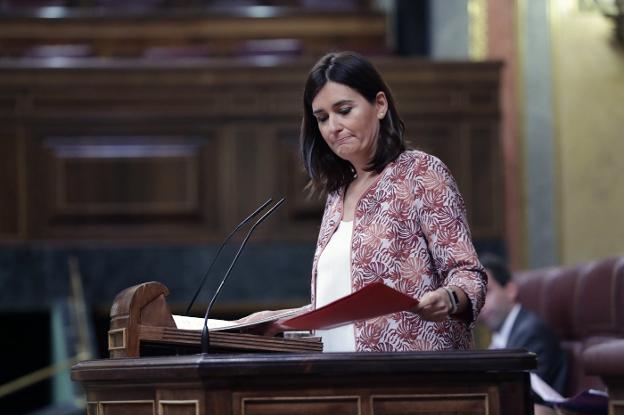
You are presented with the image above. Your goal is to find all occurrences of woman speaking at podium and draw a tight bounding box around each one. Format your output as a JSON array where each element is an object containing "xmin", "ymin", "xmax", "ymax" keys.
[{"xmin": 300, "ymin": 51, "xmax": 487, "ymax": 352}]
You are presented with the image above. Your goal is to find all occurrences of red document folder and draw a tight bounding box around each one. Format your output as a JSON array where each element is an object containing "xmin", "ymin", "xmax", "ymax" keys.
[{"xmin": 276, "ymin": 282, "xmax": 419, "ymax": 331}]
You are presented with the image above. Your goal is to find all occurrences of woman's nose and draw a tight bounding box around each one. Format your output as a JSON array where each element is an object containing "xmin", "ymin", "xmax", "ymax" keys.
[{"xmin": 328, "ymin": 114, "xmax": 342, "ymax": 134}]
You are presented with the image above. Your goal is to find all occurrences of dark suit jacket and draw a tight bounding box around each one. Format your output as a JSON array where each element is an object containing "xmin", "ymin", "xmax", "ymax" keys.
[{"xmin": 507, "ymin": 306, "xmax": 568, "ymax": 395}]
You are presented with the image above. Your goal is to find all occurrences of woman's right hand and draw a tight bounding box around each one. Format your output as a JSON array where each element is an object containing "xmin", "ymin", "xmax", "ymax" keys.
[{"xmin": 411, "ymin": 288, "xmax": 453, "ymax": 322}]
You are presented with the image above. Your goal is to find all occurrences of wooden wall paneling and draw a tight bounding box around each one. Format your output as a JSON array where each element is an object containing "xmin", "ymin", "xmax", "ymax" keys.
[
  {"xmin": 0, "ymin": 10, "xmax": 387, "ymax": 58},
  {"xmin": 458, "ymin": 124, "xmax": 474, "ymax": 217},
  {"xmin": 407, "ymin": 120, "xmax": 464, "ymax": 186},
  {"xmin": 466, "ymin": 122, "xmax": 503, "ymax": 239},
  {"xmin": 0, "ymin": 60, "xmax": 503, "ymax": 243},
  {"xmin": 0, "ymin": 129, "xmax": 21, "ymax": 238},
  {"xmin": 198, "ymin": 131, "xmax": 220, "ymax": 235},
  {"xmin": 227, "ymin": 123, "xmax": 321, "ymax": 242},
  {"xmin": 275, "ymin": 126, "xmax": 325, "ymax": 240},
  {"xmin": 218, "ymin": 125, "xmax": 239, "ymax": 236},
  {"xmin": 28, "ymin": 127, "xmax": 50, "ymax": 239},
  {"xmin": 231, "ymin": 124, "xmax": 275, "ymax": 234},
  {"xmin": 409, "ymin": 122, "xmax": 462, "ymax": 174},
  {"xmin": 29, "ymin": 86, "xmax": 231, "ymax": 121},
  {"xmin": 29, "ymin": 132, "xmax": 220, "ymax": 241},
  {"xmin": 222, "ymin": 122, "xmax": 325, "ymax": 242},
  {"xmin": 50, "ymin": 137, "xmax": 200, "ymax": 216}
]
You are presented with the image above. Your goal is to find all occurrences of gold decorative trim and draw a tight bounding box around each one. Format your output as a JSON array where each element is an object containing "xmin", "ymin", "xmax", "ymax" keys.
[
  {"xmin": 159, "ymin": 399, "xmax": 199, "ymax": 415},
  {"xmin": 468, "ymin": 0, "xmax": 489, "ymax": 60},
  {"xmin": 107, "ymin": 328, "xmax": 126, "ymax": 351}
]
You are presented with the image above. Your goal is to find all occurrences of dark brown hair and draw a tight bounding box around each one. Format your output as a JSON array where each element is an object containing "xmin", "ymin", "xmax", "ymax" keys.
[
  {"xmin": 479, "ymin": 253, "xmax": 512, "ymax": 287},
  {"xmin": 300, "ymin": 51, "xmax": 405, "ymax": 194}
]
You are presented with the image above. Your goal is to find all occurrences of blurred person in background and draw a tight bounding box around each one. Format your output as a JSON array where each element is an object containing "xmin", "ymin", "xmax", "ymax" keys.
[{"xmin": 479, "ymin": 253, "xmax": 568, "ymax": 415}]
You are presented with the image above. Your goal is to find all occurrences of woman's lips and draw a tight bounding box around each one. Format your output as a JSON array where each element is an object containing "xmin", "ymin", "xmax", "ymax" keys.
[{"xmin": 335, "ymin": 135, "xmax": 354, "ymax": 144}]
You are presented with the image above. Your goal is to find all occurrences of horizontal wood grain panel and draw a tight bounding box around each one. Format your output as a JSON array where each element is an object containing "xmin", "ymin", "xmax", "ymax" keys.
[
  {"xmin": 240, "ymin": 396, "xmax": 360, "ymax": 415},
  {"xmin": 159, "ymin": 400, "xmax": 199, "ymax": 415},
  {"xmin": 371, "ymin": 393, "xmax": 488, "ymax": 415},
  {"xmin": 56, "ymin": 157, "xmax": 197, "ymax": 214},
  {"xmin": 45, "ymin": 136, "xmax": 206, "ymax": 216},
  {"xmin": 99, "ymin": 400, "xmax": 154, "ymax": 415}
]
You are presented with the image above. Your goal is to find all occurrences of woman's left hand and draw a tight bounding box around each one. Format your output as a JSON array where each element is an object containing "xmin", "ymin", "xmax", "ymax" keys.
[{"xmin": 411, "ymin": 288, "xmax": 453, "ymax": 322}]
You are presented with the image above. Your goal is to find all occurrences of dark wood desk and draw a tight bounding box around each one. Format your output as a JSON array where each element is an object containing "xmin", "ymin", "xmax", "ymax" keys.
[{"xmin": 72, "ymin": 349, "xmax": 536, "ymax": 415}]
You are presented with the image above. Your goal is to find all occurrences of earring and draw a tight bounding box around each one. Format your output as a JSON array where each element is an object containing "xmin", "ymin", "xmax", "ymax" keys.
[{"xmin": 350, "ymin": 165, "xmax": 357, "ymax": 179}]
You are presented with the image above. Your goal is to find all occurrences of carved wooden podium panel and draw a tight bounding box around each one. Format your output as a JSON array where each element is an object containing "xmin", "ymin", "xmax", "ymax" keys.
[{"xmin": 72, "ymin": 350, "xmax": 536, "ymax": 415}]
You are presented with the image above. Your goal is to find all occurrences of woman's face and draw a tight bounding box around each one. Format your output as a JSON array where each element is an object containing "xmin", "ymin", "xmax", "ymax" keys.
[{"xmin": 311, "ymin": 81, "xmax": 387, "ymax": 167}]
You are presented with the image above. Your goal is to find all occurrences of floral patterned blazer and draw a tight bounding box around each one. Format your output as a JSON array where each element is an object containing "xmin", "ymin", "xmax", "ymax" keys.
[{"xmin": 311, "ymin": 150, "xmax": 487, "ymax": 351}]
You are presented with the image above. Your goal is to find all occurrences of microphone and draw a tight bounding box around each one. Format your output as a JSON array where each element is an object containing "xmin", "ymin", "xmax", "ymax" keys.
[
  {"xmin": 201, "ymin": 198, "xmax": 285, "ymax": 354},
  {"xmin": 184, "ymin": 198, "xmax": 273, "ymax": 315}
]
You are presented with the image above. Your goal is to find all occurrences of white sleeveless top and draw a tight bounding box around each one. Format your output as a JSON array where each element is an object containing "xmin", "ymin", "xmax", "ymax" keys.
[{"xmin": 315, "ymin": 220, "xmax": 356, "ymax": 352}]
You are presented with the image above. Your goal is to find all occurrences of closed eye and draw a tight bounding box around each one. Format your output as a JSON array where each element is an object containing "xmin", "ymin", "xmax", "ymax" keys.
[
  {"xmin": 315, "ymin": 114, "xmax": 328, "ymax": 123},
  {"xmin": 338, "ymin": 106, "xmax": 352, "ymax": 115}
]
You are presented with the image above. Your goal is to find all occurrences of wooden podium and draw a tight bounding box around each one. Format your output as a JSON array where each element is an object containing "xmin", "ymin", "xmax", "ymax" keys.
[
  {"xmin": 72, "ymin": 349, "xmax": 536, "ymax": 415},
  {"xmin": 74, "ymin": 283, "xmax": 536, "ymax": 414}
]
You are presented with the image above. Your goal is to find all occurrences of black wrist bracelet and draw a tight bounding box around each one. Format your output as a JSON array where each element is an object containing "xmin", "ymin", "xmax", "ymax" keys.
[{"xmin": 443, "ymin": 287, "xmax": 459, "ymax": 315}]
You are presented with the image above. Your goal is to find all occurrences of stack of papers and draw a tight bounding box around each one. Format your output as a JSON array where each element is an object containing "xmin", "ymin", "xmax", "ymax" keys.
[{"xmin": 173, "ymin": 282, "xmax": 419, "ymax": 333}]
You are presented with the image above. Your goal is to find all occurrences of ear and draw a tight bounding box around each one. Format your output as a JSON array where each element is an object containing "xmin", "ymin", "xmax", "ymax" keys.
[{"xmin": 375, "ymin": 91, "xmax": 388, "ymax": 119}]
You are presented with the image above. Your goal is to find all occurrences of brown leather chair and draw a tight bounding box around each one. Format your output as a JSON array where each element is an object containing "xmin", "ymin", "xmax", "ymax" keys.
[{"xmin": 514, "ymin": 256, "xmax": 624, "ymax": 397}]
